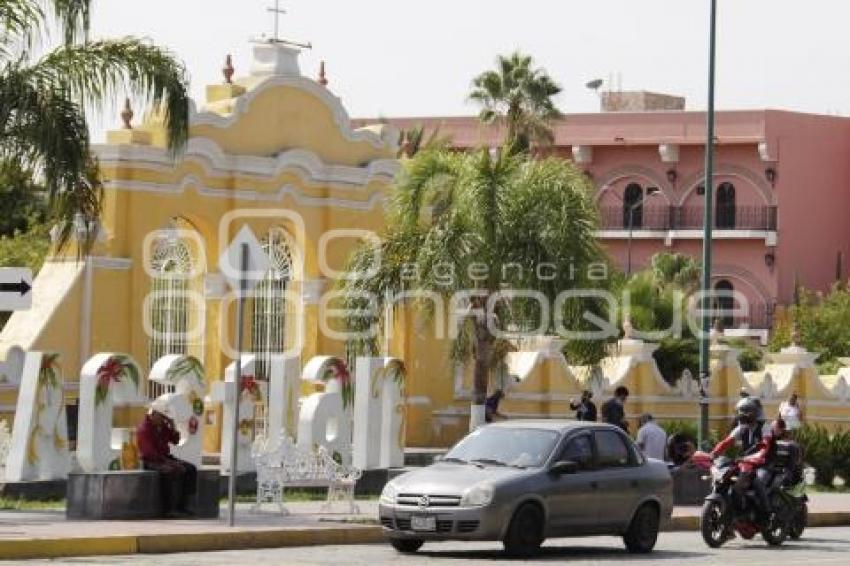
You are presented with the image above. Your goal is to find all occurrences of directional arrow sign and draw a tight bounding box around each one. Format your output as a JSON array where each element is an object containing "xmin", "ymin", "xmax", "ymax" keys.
[
  {"xmin": 218, "ymin": 225, "xmax": 271, "ymax": 292},
  {"xmin": 0, "ymin": 267, "xmax": 33, "ymax": 311}
]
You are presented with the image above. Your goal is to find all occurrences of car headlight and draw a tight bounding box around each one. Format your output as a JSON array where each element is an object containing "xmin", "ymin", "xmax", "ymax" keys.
[
  {"xmin": 461, "ymin": 483, "xmax": 494, "ymax": 507},
  {"xmin": 380, "ymin": 481, "xmax": 398, "ymax": 505}
]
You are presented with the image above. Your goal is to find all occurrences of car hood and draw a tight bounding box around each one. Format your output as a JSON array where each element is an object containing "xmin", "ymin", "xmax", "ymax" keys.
[{"xmin": 391, "ymin": 462, "xmax": 528, "ymax": 495}]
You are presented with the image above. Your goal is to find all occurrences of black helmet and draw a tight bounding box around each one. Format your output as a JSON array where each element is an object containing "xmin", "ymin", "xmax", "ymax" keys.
[{"xmin": 735, "ymin": 398, "xmax": 759, "ymax": 424}]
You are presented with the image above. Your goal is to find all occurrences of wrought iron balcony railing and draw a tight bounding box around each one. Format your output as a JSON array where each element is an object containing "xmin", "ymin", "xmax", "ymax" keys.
[{"xmin": 599, "ymin": 205, "xmax": 777, "ymax": 231}]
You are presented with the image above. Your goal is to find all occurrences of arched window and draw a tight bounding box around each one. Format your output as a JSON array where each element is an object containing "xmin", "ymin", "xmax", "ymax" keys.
[
  {"xmin": 714, "ymin": 279, "xmax": 735, "ymax": 329},
  {"xmin": 716, "ymin": 182, "xmax": 736, "ymax": 229},
  {"xmin": 147, "ymin": 217, "xmax": 204, "ymax": 396},
  {"xmin": 250, "ymin": 228, "xmax": 294, "ymax": 381},
  {"xmin": 623, "ymin": 183, "xmax": 643, "ymax": 229}
]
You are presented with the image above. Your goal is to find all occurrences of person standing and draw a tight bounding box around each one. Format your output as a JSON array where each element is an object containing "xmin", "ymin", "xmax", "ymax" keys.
[
  {"xmin": 636, "ymin": 414, "xmax": 668, "ymax": 461},
  {"xmin": 779, "ymin": 391, "xmax": 804, "ymax": 432},
  {"xmin": 569, "ymin": 390, "xmax": 597, "ymax": 421},
  {"xmin": 137, "ymin": 400, "xmax": 198, "ymax": 518},
  {"xmin": 484, "ymin": 389, "xmax": 507, "ymax": 423},
  {"xmin": 601, "ymin": 386, "xmax": 630, "ymax": 432}
]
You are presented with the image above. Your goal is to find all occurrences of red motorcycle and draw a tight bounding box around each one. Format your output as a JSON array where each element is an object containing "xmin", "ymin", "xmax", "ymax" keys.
[{"xmin": 692, "ymin": 451, "xmax": 792, "ymax": 547}]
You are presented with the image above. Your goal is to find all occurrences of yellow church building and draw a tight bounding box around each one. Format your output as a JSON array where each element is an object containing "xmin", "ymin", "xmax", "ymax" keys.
[{"xmin": 2, "ymin": 42, "xmax": 850, "ymax": 458}]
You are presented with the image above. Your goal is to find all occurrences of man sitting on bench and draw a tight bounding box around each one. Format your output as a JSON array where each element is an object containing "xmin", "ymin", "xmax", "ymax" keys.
[{"xmin": 137, "ymin": 400, "xmax": 197, "ymax": 518}]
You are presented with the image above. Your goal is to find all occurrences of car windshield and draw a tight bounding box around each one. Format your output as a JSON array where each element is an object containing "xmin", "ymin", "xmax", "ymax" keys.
[{"xmin": 444, "ymin": 427, "xmax": 560, "ymax": 468}]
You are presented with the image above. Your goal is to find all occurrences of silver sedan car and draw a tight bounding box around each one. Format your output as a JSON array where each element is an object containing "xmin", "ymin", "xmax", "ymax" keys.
[{"xmin": 379, "ymin": 420, "xmax": 673, "ymax": 556}]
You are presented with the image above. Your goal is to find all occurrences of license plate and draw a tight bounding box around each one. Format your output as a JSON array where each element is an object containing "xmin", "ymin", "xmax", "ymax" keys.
[{"xmin": 411, "ymin": 516, "xmax": 436, "ymax": 531}]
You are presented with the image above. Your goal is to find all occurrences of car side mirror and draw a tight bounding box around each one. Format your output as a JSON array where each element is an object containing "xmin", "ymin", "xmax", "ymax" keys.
[{"xmin": 550, "ymin": 460, "xmax": 579, "ymax": 475}]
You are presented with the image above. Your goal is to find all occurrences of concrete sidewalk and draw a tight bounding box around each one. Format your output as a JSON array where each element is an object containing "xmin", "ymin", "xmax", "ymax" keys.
[{"xmin": 1, "ymin": 494, "xmax": 849, "ymax": 560}]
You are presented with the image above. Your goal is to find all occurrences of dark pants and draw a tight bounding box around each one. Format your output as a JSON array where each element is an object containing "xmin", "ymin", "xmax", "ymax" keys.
[
  {"xmin": 144, "ymin": 457, "xmax": 197, "ymax": 513},
  {"xmin": 753, "ymin": 467, "xmax": 773, "ymax": 515}
]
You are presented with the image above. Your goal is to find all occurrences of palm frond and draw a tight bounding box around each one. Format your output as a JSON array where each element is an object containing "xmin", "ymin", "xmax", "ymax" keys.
[
  {"xmin": 0, "ymin": 62, "xmax": 99, "ymax": 250},
  {"xmin": 49, "ymin": 0, "xmax": 91, "ymax": 44},
  {"xmin": 33, "ymin": 38, "xmax": 190, "ymax": 152},
  {"xmin": 0, "ymin": 0, "xmax": 43, "ymax": 56}
]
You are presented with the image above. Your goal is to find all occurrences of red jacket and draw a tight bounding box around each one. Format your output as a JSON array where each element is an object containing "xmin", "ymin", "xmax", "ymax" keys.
[{"xmin": 137, "ymin": 414, "xmax": 179, "ymax": 463}]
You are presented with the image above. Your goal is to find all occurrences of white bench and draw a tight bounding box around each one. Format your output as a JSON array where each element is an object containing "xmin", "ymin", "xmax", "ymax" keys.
[{"xmin": 251, "ymin": 433, "xmax": 362, "ymax": 515}]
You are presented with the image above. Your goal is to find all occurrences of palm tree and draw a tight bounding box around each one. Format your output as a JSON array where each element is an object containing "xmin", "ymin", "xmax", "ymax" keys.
[
  {"xmin": 395, "ymin": 124, "xmax": 448, "ymax": 158},
  {"xmin": 340, "ymin": 146, "xmax": 607, "ymax": 429},
  {"xmin": 0, "ymin": 0, "xmax": 190, "ymax": 250},
  {"xmin": 469, "ymin": 52, "xmax": 562, "ymax": 153}
]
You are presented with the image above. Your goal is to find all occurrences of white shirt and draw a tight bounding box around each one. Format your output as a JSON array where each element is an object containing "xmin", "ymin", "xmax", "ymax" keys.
[
  {"xmin": 779, "ymin": 401, "xmax": 802, "ymax": 430},
  {"xmin": 636, "ymin": 421, "xmax": 668, "ymax": 461}
]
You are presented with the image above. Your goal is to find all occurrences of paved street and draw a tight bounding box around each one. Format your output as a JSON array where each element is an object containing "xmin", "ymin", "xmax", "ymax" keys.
[{"xmin": 24, "ymin": 527, "xmax": 850, "ymax": 565}]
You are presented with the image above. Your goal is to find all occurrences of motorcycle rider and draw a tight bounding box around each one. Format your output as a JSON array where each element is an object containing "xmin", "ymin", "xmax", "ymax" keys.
[
  {"xmin": 737, "ymin": 418, "xmax": 788, "ymax": 519},
  {"xmin": 709, "ymin": 399, "xmax": 774, "ymax": 519},
  {"xmin": 712, "ymin": 398, "xmax": 764, "ymax": 457}
]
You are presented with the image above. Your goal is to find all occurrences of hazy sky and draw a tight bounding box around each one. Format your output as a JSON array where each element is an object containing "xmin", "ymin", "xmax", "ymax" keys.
[{"xmin": 88, "ymin": 0, "xmax": 848, "ymax": 138}]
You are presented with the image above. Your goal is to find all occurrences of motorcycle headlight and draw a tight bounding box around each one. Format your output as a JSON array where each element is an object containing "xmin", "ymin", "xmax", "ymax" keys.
[
  {"xmin": 712, "ymin": 466, "xmax": 726, "ymax": 482},
  {"xmin": 461, "ymin": 483, "xmax": 495, "ymax": 507},
  {"xmin": 379, "ymin": 481, "xmax": 398, "ymax": 505}
]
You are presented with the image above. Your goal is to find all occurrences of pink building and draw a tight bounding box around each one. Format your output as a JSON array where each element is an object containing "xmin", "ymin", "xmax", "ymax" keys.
[{"xmin": 364, "ymin": 99, "xmax": 850, "ymax": 340}]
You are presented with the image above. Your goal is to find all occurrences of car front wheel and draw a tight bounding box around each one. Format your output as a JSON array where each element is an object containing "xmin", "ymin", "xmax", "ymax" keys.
[
  {"xmin": 390, "ymin": 538, "xmax": 423, "ymax": 554},
  {"xmin": 623, "ymin": 503, "xmax": 660, "ymax": 553},
  {"xmin": 503, "ymin": 503, "xmax": 545, "ymax": 557}
]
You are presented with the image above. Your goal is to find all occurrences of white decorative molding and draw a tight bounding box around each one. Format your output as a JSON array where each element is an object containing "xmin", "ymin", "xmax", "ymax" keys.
[
  {"xmin": 758, "ymin": 140, "xmax": 777, "ymax": 162},
  {"xmin": 250, "ymin": 43, "xmax": 301, "ymax": 77},
  {"xmin": 90, "ymin": 256, "xmax": 132, "ymax": 271},
  {"xmin": 597, "ymin": 229, "xmax": 777, "ymax": 247},
  {"xmin": 658, "ymin": 143, "xmax": 680, "ymax": 163},
  {"xmin": 204, "ymin": 273, "xmax": 227, "ymax": 299},
  {"xmin": 101, "ymin": 177, "xmax": 387, "ymax": 211},
  {"xmin": 93, "ymin": 140, "xmax": 400, "ymax": 189},
  {"xmin": 571, "ymin": 145, "xmax": 593, "ymax": 164},
  {"xmin": 188, "ymin": 75, "xmax": 395, "ymax": 151},
  {"xmin": 301, "ymin": 279, "xmax": 328, "ymax": 305}
]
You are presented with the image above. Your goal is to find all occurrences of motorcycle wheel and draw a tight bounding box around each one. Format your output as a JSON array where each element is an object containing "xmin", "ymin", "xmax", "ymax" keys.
[
  {"xmin": 761, "ymin": 496, "xmax": 789, "ymax": 546},
  {"xmin": 789, "ymin": 502, "xmax": 807, "ymax": 540},
  {"xmin": 700, "ymin": 500, "xmax": 728, "ymax": 548}
]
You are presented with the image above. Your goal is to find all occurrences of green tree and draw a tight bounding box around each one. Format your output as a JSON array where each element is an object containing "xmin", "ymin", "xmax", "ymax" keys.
[
  {"xmin": 770, "ymin": 284, "xmax": 850, "ymax": 373},
  {"xmin": 395, "ymin": 124, "xmax": 449, "ymax": 158},
  {"xmin": 469, "ymin": 51, "xmax": 562, "ymax": 153},
  {"xmin": 0, "ymin": 160, "xmax": 47, "ymax": 236},
  {"xmin": 340, "ymin": 146, "xmax": 607, "ymax": 428},
  {"xmin": 1, "ymin": 0, "xmax": 189, "ymax": 250}
]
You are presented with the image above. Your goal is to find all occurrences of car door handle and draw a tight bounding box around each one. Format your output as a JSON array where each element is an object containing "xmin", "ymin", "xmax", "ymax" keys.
[{"xmin": 590, "ymin": 481, "xmax": 598, "ymax": 489}]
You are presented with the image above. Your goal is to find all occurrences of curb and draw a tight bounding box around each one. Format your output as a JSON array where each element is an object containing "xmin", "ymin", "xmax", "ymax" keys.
[
  {"xmin": 0, "ymin": 526, "xmax": 384, "ymax": 561},
  {"xmin": 2, "ymin": 512, "xmax": 849, "ymax": 560}
]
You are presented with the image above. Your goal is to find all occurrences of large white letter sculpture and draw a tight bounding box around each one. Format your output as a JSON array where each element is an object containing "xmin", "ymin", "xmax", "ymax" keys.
[
  {"xmin": 5, "ymin": 352, "xmax": 71, "ymax": 481},
  {"xmin": 298, "ymin": 356, "xmax": 353, "ymax": 465},
  {"xmin": 353, "ymin": 358, "xmax": 406, "ymax": 470},
  {"xmin": 77, "ymin": 353, "xmax": 145, "ymax": 472},
  {"xmin": 213, "ymin": 355, "xmax": 265, "ymax": 474},
  {"xmin": 148, "ymin": 355, "xmax": 206, "ymax": 467},
  {"xmin": 267, "ymin": 355, "xmax": 301, "ymax": 440}
]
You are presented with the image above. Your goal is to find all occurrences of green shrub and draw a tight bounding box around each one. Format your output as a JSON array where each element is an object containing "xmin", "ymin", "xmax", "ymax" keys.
[
  {"xmin": 831, "ymin": 429, "xmax": 850, "ymax": 484},
  {"xmin": 725, "ymin": 338, "xmax": 764, "ymax": 372},
  {"xmin": 795, "ymin": 425, "xmax": 836, "ymax": 486}
]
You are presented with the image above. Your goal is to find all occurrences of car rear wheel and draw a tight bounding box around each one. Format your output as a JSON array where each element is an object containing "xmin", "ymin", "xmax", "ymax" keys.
[
  {"xmin": 390, "ymin": 538, "xmax": 423, "ymax": 554},
  {"xmin": 502, "ymin": 503, "xmax": 545, "ymax": 557},
  {"xmin": 623, "ymin": 503, "xmax": 660, "ymax": 553}
]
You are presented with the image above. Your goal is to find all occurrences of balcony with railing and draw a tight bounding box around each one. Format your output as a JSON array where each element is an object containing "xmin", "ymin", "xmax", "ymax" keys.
[{"xmin": 599, "ymin": 205, "xmax": 777, "ymax": 232}]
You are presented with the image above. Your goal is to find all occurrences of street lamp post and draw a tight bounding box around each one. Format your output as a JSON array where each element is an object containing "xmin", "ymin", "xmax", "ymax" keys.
[{"xmin": 698, "ymin": 0, "xmax": 719, "ymax": 449}]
